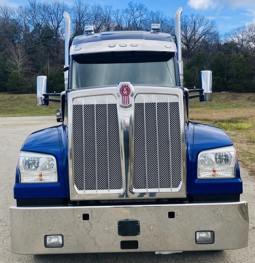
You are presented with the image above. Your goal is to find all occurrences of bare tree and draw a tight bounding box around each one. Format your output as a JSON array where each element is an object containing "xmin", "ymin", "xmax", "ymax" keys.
[
  {"xmin": 181, "ymin": 14, "xmax": 219, "ymax": 60},
  {"xmin": 16, "ymin": 6, "xmax": 30, "ymax": 47},
  {"xmin": 0, "ymin": 5, "xmax": 22, "ymax": 50},
  {"xmin": 23, "ymin": 0, "xmax": 44, "ymax": 29},
  {"xmin": 225, "ymin": 24, "xmax": 255, "ymax": 90},
  {"xmin": 90, "ymin": 5, "xmax": 104, "ymax": 33},
  {"xmin": 71, "ymin": 0, "xmax": 91, "ymax": 35},
  {"xmin": 101, "ymin": 5, "xmax": 115, "ymax": 31},
  {"xmin": 42, "ymin": 1, "xmax": 66, "ymax": 37},
  {"xmin": 7, "ymin": 44, "xmax": 29, "ymax": 74},
  {"xmin": 41, "ymin": 1, "xmax": 66, "ymax": 61},
  {"xmin": 145, "ymin": 10, "xmax": 174, "ymax": 33},
  {"xmin": 122, "ymin": 2, "xmax": 148, "ymax": 30},
  {"xmin": 113, "ymin": 9, "xmax": 123, "ymax": 31},
  {"xmin": 226, "ymin": 24, "xmax": 255, "ymax": 52}
]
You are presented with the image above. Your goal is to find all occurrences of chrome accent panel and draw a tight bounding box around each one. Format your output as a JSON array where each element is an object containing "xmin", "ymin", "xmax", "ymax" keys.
[
  {"xmin": 72, "ymin": 95, "xmax": 123, "ymax": 195},
  {"xmin": 132, "ymin": 94, "xmax": 182, "ymax": 193},
  {"xmin": 10, "ymin": 201, "xmax": 249, "ymax": 254},
  {"xmin": 129, "ymin": 88, "xmax": 186, "ymax": 198},
  {"xmin": 68, "ymin": 87, "xmax": 186, "ymax": 200}
]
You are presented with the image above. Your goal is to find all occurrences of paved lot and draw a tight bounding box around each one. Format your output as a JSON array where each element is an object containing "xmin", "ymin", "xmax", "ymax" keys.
[{"xmin": 0, "ymin": 116, "xmax": 254, "ymax": 263}]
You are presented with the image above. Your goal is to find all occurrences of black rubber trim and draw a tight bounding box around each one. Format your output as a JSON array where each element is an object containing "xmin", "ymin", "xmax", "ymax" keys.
[
  {"xmin": 189, "ymin": 194, "xmax": 240, "ymax": 203},
  {"xmin": 16, "ymin": 194, "xmax": 240, "ymax": 207},
  {"xmin": 17, "ymin": 198, "xmax": 68, "ymax": 207}
]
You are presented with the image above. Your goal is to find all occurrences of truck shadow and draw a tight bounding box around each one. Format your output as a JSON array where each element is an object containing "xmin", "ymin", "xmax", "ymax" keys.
[{"xmin": 33, "ymin": 251, "xmax": 226, "ymax": 263}]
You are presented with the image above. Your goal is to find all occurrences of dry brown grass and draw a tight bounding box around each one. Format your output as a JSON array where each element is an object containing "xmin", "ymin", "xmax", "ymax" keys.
[{"xmin": 190, "ymin": 107, "xmax": 255, "ymax": 120}]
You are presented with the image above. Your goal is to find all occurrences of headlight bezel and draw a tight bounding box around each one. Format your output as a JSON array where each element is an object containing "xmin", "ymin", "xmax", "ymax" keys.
[
  {"xmin": 197, "ymin": 146, "xmax": 236, "ymax": 179},
  {"xmin": 18, "ymin": 151, "xmax": 58, "ymax": 183}
]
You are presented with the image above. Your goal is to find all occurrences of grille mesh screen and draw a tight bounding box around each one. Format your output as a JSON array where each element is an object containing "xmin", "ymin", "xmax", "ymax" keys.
[
  {"xmin": 133, "ymin": 101, "xmax": 182, "ymax": 191},
  {"xmin": 73, "ymin": 104, "xmax": 122, "ymax": 192}
]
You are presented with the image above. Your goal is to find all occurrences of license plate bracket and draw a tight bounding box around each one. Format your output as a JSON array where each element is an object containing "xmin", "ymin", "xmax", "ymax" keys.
[{"xmin": 118, "ymin": 219, "xmax": 140, "ymax": 236}]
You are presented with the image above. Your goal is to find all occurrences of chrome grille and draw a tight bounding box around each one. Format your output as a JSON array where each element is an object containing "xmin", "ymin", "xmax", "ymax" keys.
[
  {"xmin": 72, "ymin": 103, "xmax": 122, "ymax": 192},
  {"xmin": 133, "ymin": 100, "xmax": 182, "ymax": 192}
]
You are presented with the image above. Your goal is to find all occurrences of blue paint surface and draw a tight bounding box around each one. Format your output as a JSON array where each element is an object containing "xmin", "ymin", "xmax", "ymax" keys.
[
  {"xmin": 14, "ymin": 121, "xmax": 242, "ymax": 199},
  {"xmin": 14, "ymin": 125, "xmax": 69, "ymax": 199},
  {"xmin": 186, "ymin": 122, "xmax": 242, "ymax": 195}
]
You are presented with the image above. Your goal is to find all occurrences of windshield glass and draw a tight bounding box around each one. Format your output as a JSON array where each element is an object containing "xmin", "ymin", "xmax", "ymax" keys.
[{"xmin": 71, "ymin": 51, "xmax": 176, "ymax": 89}]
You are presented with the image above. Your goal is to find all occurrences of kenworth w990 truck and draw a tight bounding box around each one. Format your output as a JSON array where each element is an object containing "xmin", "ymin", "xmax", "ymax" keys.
[{"xmin": 10, "ymin": 8, "xmax": 249, "ymax": 254}]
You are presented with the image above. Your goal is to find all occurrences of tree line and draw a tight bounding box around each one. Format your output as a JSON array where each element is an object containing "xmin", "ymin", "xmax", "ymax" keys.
[{"xmin": 0, "ymin": 0, "xmax": 255, "ymax": 93}]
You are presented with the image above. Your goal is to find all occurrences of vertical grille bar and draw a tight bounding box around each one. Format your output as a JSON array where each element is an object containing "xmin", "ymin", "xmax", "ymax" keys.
[
  {"xmin": 155, "ymin": 99, "xmax": 160, "ymax": 191},
  {"xmin": 82, "ymin": 104, "xmax": 86, "ymax": 192},
  {"xmin": 167, "ymin": 98, "xmax": 173, "ymax": 191},
  {"xmin": 169, "ymin": 102, "xmax": 182, "ymax": 188},
  {"xmin": 106, "ymin": 102, "xmax": 110, "ymax": 191},
  {"xmin": 143, "ymin": 99, "xmax": 149, "ymax": 192},
  {"xmin": 94, "ymin": 104, "xmax": 98, "ymax": 192}
]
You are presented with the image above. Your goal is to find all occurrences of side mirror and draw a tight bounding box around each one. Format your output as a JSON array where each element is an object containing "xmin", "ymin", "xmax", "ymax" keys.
[
  {"xmin": 201, "ymin": 70, "xmax": 212, "ymax": 102},
  {"xmin": 37, "ymin": 76, "xmax": 48, "ymax": 106}
]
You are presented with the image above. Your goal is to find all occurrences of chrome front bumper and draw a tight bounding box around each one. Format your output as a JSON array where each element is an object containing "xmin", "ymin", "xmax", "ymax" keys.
[{"xmin": 10, "ymin": 201, "xmax": 249, "ymax": 255}]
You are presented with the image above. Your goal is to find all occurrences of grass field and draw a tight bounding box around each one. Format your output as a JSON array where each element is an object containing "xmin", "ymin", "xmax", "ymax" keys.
[
  {"xmin": 0, "ymin": 93, "xmax": 59, "ymax": 117},
  {"xmin": 0, "ymin": 92, "xmax": 255, "ymax": 178}
]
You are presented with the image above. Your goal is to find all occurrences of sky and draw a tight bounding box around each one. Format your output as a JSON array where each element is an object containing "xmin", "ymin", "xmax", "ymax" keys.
[{"xmin": 1, "ymin": 0, "xmax": 255, "ymax": 35}]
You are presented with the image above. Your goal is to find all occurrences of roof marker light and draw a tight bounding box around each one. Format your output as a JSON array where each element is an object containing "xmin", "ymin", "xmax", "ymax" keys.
[
  {"xmin": 151, "ymin": 24, "xmax": 161, "ymax": 33},
  {"xmin": 85, "ymin": 25, "xmax": 94, "ymax": 35},
  {"xmin": 108, "ymin": 44, "xmax": 116, "ymax": 48}
]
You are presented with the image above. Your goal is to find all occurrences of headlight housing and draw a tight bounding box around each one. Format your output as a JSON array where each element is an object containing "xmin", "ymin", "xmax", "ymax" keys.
[
  {"xmin": 19, "ymin": 151, "xmax": 58, "ymax": 183},
  {"xmin": 197, "ymin": 146, "xmax": 236, "ymax": 179}
]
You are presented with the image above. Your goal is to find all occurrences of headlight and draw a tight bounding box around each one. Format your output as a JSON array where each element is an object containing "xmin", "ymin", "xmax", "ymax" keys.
[
  {"xmin": 19, "ymin": 151, "xmax": 57, "ymax": 183},
  {"xmin": 197, "ymin": 146, "xmax": 236, "ymax": 179}
]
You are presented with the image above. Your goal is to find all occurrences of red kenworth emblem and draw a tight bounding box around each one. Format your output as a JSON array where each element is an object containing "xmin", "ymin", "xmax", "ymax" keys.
[{"xmin": 119, "ymin": 84, "xmax": 131, "ymax": 105}]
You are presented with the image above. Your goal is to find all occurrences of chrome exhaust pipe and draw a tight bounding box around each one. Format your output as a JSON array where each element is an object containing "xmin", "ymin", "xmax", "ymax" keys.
[
  {"xmin": 63, "ymin": 11, "xmax": 71, "ymax": 90},
  {"xmin": 174, "ymin": 7, "xmax": 183, "ymax": 87}
]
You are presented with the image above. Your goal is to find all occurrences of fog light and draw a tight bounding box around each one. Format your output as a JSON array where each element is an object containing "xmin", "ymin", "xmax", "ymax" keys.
[
  {"xmin": 195, "ymin": 231, "xmax": 214, "ymax": 244},
  {"xmin": 45, "ymin": 235, "xmax": 63, "ymax": 248}
]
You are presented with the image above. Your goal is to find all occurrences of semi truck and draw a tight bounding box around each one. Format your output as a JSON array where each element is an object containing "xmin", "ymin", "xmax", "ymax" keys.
[{"xmin": 10, "ymin": 8, "xmax": 249, "ymax": 254}]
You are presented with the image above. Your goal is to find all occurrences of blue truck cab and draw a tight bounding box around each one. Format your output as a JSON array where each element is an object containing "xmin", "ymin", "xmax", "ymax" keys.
[{"xmin": 10, "ymin": 8, "xmax": 248, "ymax": 254}]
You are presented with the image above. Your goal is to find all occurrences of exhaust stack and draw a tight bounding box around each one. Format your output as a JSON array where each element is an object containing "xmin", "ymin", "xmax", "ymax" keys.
[
  {"xmin": 174, "ymin": 7, "xmax": 183, "ymax": 87},
  {"xmin": 63, "ymin": 12, "xmax": 71, "ymax": 90}
]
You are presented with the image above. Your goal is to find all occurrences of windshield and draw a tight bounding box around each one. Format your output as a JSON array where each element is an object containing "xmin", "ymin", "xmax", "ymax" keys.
[{"xmin": 71, "ymin": 51, "xmax": 177, "ymax": 89}]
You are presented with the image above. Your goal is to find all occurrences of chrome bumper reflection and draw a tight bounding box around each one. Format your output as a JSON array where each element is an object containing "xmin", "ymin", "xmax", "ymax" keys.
[{"xmin": 10, "ymin": 201, "xmax": 248, "ymax": 255}]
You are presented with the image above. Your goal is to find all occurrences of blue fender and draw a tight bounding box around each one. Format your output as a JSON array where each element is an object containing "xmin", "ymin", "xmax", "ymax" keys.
[
  {"xmin": 186, "ymin": 122, "xmax": 242, "ymax": 195},
  {"xmin": 14, "ymin": 125, "xmax": 69, "ymax": 199}
]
